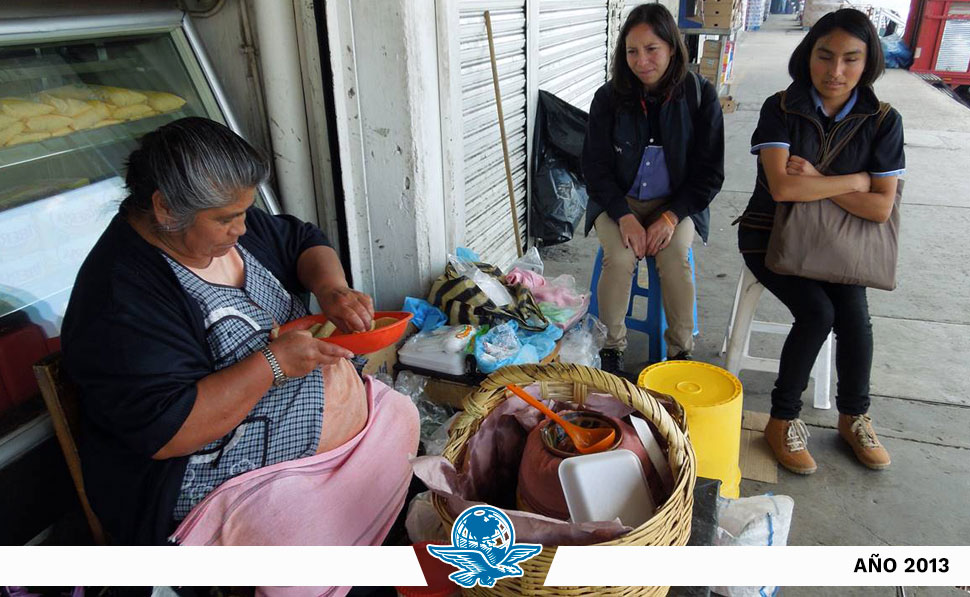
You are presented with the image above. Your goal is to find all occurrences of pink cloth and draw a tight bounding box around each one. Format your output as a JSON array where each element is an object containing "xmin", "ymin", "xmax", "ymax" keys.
[
  {"xmin": 171, "ymin": 378, "xmax": 420, "ymax": 595},
  {"xmin": 506, "ymin": 267, "xmax": 585, "ymax": 308}
]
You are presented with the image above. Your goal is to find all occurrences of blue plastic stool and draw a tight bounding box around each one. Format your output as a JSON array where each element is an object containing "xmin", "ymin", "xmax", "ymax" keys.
[{"xmin": 588, "ymin": 246, "xmax": 698, "ymax": 363}]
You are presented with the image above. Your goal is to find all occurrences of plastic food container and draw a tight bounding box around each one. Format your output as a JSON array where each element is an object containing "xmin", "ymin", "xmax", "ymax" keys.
[
  {"xmin": 638, "ymin": 361, "xmax": 743, "ymax": 498},
  {"xmin": 398, "ymin": 325, "xmax": 476, "ymax": 376},
  {"xmin": 278, "ymin": 311, "xmax": 413, "ymax": 354},
  {"xmin": 558, "ymin": 449, "xmax": 655, "ymax": 527}
]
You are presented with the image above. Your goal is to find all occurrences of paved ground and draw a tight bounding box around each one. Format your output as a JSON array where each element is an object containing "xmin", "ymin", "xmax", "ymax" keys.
[{"xmin": 540, "ymin": 14, "xmax": 970, "ymax": 596}]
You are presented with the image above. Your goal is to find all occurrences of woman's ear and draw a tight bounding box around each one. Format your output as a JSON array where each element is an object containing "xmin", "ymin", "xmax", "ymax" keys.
[{"xmin": 151, "ymin": 190, "xmax": 176, "ymax": 231}]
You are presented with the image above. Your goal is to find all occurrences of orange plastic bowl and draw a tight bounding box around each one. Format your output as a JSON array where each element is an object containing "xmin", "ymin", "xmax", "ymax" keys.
[{"xmin": 278, "ymin": 311, "xmax": 413, "ymax": 354}]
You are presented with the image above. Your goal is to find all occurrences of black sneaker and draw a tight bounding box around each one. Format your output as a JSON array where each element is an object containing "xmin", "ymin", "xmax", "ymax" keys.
[
  {"xmin": 669, "ymin": 351, "xmax": 693, "ymax": 361},
  {"xmin": 599, "ymin": 348, "xmax": 625, "ymax": 375},
  {"xmin": 599, "ymin": 349, "xmax": 638, "ymax": 382}
]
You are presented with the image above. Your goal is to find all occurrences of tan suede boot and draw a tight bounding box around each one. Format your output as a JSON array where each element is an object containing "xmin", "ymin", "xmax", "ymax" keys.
[
  {"xmin": 839, "ymin": 414, "xmax": 891, "ymax": 470},
  {"xmin": 764, "ymin": 417, "xmax": 817, "ymax": 475}
]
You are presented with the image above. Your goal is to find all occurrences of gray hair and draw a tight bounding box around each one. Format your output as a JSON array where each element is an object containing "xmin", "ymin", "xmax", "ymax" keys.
[{"xmin": 122, "ymin": 117, "xmax": 270, "ymax": 231}]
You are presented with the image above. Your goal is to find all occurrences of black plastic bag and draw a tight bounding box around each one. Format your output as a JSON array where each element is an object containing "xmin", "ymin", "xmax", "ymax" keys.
[{"xmin": 530, "ymin": 90, "xmax": 589, "ymax": 247}]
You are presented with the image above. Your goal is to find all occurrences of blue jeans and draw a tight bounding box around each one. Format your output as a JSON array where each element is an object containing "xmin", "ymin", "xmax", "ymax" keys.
[{"xmin": 741, "ymin": 248, "xmax": 873, "ymax": 420}]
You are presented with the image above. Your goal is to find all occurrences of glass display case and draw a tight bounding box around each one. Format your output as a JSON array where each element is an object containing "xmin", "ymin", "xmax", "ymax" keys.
[{"xmin": 0, "ymin": 12, "xmax": 279, "ymax": 473}]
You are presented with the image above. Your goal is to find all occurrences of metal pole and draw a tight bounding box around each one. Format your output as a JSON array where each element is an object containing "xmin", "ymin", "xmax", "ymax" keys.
[{"xmin": 484, "ymin": 10, "xmax": 524, "ymax": 258}]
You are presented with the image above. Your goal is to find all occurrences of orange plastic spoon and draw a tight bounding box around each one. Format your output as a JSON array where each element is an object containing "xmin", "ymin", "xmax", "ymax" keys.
[{"xmin": 507, "ymin": 383, "xmax": 616, "ymax": 454}]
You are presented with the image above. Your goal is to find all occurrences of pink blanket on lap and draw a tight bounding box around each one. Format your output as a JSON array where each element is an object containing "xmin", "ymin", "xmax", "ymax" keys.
[{"xmin": 171, "ymin": 377, "xmax": 419, "ymax": 550}]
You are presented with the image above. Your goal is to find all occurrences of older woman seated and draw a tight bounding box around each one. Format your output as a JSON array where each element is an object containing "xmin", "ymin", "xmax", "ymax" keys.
[{"xmin": 62, "ymin": 117, "xmax": 418, "ymax": 545}]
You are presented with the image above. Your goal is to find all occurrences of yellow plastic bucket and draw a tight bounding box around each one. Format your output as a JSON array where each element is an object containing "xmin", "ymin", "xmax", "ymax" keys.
[{"xmin": 638, "ymin": 361, "xmax": 743, "ymax": 498}]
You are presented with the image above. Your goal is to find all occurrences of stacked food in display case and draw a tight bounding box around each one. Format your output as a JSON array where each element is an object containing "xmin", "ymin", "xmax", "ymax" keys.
[
  {"xmin": 0, "ymin": 12, "xmax": 275, "ymax": 542},
  {"xmin": 1, "ymin": 84, "xmax": 186, "ymax": 147}
]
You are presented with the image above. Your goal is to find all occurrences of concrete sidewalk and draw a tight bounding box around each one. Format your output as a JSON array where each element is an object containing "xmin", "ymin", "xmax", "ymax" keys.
[{"xmin": 540, "ymin": 14, "xmax": 970, "ymax": 595}]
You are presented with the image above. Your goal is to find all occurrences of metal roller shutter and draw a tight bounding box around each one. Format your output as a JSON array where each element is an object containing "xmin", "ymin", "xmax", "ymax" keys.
[
  {"xmin": 537, "ymin": 0, "xmax": 610, "ymax": 113},
  {"xmin": 459, "ymin": 0, "xmax": 528, "ymax": 269},
  {"xmin": 934, "ymin": 6, "xmax": 970, "ymax": 72}
]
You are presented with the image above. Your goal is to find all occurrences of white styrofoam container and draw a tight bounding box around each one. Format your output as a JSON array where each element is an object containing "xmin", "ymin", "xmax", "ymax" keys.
[
  {"xmin": 397, "ymin": 346, "xmax": 470, "ymax": 376},
  {"xmin": 558, "ymin": 449, "xmax": 655, "ymax": 527},
  {"xmin": 397, "ymin": 325, "xmax": 476, "ymax": 376}
]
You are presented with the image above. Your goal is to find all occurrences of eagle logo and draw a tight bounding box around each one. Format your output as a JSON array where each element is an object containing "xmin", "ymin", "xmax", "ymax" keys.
[{"xmin": 426, "ymin": 505, "xmax": 542, "ymax": 588}]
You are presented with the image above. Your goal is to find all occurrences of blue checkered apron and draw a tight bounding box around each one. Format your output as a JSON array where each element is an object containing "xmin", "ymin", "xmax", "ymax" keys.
[{"xmin": 164, "ymin": 246, "xmax": 325, "ymax": 521}]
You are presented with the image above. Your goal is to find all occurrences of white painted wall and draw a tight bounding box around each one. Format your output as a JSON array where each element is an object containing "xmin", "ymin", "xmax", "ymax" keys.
[
  {"xmin": 251, "ymin": 0, "xmax": 318, "ymax": 225},
  {"xmin": 189, "ymin": 1, "xmax": 272, "ymax": 155},
  {"xmin": 326, "ymin": 0, "xmax": 449, "ymax": 307}
]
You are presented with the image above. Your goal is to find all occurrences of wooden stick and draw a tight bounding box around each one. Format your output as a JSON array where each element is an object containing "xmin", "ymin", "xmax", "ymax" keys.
[{"xmin": 484, "ymin": 10, "xmax": 524, "ymax": 258}]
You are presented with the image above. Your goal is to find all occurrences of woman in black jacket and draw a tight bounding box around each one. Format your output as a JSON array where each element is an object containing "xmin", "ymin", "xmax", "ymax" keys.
[
  {"xmin": 582, "ymin": 4, "xmax": 724, "ymax": 377},
  {"xmin": 737, "ymin": 9, "xmax": 904, "ymax": 474}
]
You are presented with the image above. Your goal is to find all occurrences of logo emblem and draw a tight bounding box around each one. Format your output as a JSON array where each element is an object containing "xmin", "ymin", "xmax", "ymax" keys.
[{"xmin": 427, "ymin": 505, "xmax": 542, "ymax": 588}]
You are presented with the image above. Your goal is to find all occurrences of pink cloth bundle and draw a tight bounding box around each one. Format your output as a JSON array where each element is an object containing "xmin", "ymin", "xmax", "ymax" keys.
[
  {"xmin": 170, "ymin": 378, "xmax": 420, "ymax": 596},
  {"xmin": 505, "ymin": 267, "xmax": 586, "ymax": 308}
]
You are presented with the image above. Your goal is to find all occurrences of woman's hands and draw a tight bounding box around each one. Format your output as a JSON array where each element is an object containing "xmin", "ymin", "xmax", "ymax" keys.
[
  {"xmin": 786, "ymin": 155, "xmax": 822, "ymax": 177},
  {"xmin": 271, "ymin": 329, "xmax": 354, "ymax": 376},
  {"xmin": 619, "ymin": 212, "xmax": 677, "ymax": 258},
  {"xmin": 787, "ymin": 155, "xmax": 871, "ymax": 192},
  {"xmin": 618, "ymin": 214, "xmax": 647, "ymax": 259},
  {"xmin": 297, "ymin": 246, "xmax": 375, "ymax": 333},
  {"xmin": 316, "ymin": 286, "xmax": 375, "ymax": 333},
  {"xmin": 645, "ymin": 211, "xmax": 677, "ymax": 256}
]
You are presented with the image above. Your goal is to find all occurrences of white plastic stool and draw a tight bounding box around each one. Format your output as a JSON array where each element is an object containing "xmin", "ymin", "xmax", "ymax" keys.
[{"xmin": 720, "ymin": 265, "xmax": 833, "ymax": 410}]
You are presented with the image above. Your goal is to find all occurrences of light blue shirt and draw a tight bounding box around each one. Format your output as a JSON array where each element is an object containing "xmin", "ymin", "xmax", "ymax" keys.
[{"xmin": 810, "ymin": 87, "xmax": 858, "ymax": 122}]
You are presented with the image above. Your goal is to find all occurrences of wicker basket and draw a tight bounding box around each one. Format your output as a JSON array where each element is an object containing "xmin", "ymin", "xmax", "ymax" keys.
[{"xmin": 431, "ymin": 363, "xmax": 697, "ymax": 597}]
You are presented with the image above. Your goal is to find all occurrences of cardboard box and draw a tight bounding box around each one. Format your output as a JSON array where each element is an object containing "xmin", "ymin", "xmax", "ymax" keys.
[
  {"xmin": 700, "ymin": 0, "xmax": 736, "ymax": 29},
  {"xmin": 719, "ymin": 95, "xmax": 738, "ymax": 113},
  {"xmin": 702, "ymin": 0, "xmax": 737, "ymax": 9},
  {"xmin": 359, "ymin": 322, "xmax": 416, "ymax": 377},
  {"xmin": 360, "ymin": 341, "xmax": 399, "ymax": 378},
  {"xmin": 703, "ymin": 39, "xmax": 724, "ymax": 58},
  {"xmin": 699, "ymin": 57, "xmax": 719, "ymax": 72},
  {"xmin": 702, "ymin": 15, "xmax": 734, "ymax": 28},
  {"xmin": 425, "ymin": 377, "xmax": 476, "ymax": 409}
]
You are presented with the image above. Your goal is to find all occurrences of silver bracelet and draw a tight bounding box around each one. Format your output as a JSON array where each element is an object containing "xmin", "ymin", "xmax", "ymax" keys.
[{"xmin": 260, "ymin": 346, "xmax": 287, "ymax": 387}]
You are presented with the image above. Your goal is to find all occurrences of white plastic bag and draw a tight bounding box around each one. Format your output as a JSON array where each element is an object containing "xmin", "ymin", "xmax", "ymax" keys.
[
  {"xmin": 423, "ymin": 411, "xmax": 461, "ymax": 457},
  {"xmin": 557, "ymin": 314, "xmax": 608, "ymax": 367},
  {"xmin": 507, "ymin": 245, "xmax": 544, "ymax": 275},
  {"xmin": 401, "ymin": 324, "xmax": 476, "ymax": 354},
  {"xmin": 405, "ymin": 490, "xmax": 448, "ymax": 543},
  {"xmin": 448, "ymin": 253, "xmax": 514, "ymax": 307},
  {"xmin": 713, "ymin": 494, "xmax": 794, "ymax": 597}
]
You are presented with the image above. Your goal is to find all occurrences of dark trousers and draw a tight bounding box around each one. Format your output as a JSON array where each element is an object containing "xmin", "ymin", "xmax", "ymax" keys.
[{"xmin": 742, "ymin": 250, "xmax": 873, "ymax": 420}]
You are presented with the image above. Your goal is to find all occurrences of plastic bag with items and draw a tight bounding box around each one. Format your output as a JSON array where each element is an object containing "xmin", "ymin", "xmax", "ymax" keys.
[
  {"xmin": 394, "ymin": 370, "xmax": 452, "ymax": 445},
  {"xmin": 556, "ymin": 314, "xmax": 607, "ymax": 368},
  {"xmin": 713, "ymin": 494, "xmax": 794, "ymax": 597},
  {"xmin": 449, "ymin": 253, "xmax": 513, "ymax": 307},
  {"xmin": 474, "ymin": 320, "xmax": 563, "ymax": 374}
]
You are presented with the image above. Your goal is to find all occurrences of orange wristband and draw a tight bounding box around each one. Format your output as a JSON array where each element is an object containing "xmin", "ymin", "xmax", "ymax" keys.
[{"xmin": 661, "ymin": 212, "xmax": 677, "ymax": 228}]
